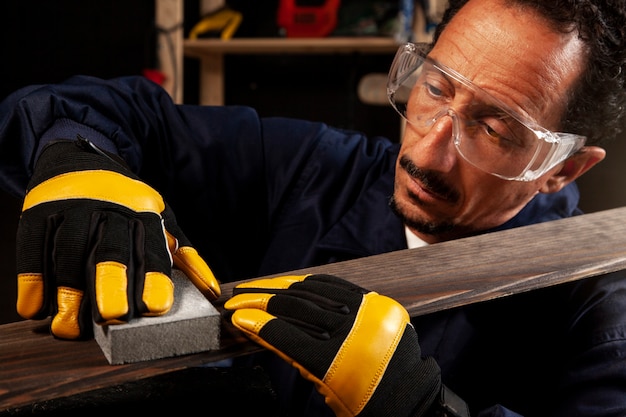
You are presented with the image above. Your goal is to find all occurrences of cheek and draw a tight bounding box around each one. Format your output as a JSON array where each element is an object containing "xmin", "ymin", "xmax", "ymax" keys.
[
  {"xmin": 464, "ymin": 181, "xmax": 541, "ymax": 225},
  {"xmin": 398, "ymin": 131, "xmax": 418, "ymax": 154}
]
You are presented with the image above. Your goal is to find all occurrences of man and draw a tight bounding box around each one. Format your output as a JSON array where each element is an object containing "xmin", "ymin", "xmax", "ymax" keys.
[{"xmin": 0, "ymin": 0, "xmax": 625, "ymax": 415}]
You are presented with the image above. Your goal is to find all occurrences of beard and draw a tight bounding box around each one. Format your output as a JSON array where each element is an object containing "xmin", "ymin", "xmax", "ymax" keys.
[
  {"xmin": 390, "ymin": 155, "xmax": 460, "ymax": 237},
  {"xmin": 389, "ymin": 194, "xmax": 456, "ymax": 236}
]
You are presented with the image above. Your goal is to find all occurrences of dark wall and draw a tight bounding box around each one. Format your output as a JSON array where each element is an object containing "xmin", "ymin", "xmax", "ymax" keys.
[
  {"xmin": 0, "ymin": 192, "xmax": 20, "ymax": 324},
  {"xmin": 224, "ymin": 53, "xmax": 400, "ymax": 138},
  {"xmin": 0, "ymin": 0, "xmax": 156, "ymax": 100}
]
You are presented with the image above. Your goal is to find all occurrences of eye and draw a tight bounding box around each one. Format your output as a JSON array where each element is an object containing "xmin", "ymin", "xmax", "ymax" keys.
[
  {"xmin": 425, "ymin": 82, "xmax": 444, "ymax": 98},
  {"xmin": 483, "ymin": 122, "xmax": 505, "ymax": 139},
  {"xmin": 418, "ymin": 67, "xmax": 453, "ymax": 101},
  {"xmin": 477, "ymin": 117, "xmax": 528, "ymax": 149}
]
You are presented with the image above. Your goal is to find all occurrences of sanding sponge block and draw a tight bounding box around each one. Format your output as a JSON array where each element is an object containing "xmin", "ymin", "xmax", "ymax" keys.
[{"xmin": 93, "ymin": 269, "xmax": 221, "ymax": 365}]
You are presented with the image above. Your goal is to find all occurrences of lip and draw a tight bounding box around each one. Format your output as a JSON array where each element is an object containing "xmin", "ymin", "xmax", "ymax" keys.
[{"xmin": 405, "ymin": 172, "xmax": 449, "ymax": 204}]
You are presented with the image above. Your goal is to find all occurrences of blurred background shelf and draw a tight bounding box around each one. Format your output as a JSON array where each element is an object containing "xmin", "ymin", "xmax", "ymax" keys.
[
  {"xmin": 184, "ymin": 36, "xmax": 399, "ymax": 54},
  {"xmin": 184, "ymin": 37, "xmax": 400, "ymax": 105}
]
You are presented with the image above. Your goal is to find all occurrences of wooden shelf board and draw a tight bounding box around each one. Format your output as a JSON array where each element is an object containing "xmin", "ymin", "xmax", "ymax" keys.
[{"xmin": 183, "ymin": 37, "xmax": 400, "ymax": 56}]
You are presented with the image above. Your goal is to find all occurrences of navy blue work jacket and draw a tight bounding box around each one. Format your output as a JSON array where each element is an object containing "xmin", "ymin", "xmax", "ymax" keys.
[{"xmin": 0, "ymin": 75, "xmax": 624, "ymax": 416}]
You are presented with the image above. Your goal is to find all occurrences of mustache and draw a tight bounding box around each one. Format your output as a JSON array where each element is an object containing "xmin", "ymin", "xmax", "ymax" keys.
[{"xmin": 399, "ymin": 155, "xmax": 460, "ymax": 203}]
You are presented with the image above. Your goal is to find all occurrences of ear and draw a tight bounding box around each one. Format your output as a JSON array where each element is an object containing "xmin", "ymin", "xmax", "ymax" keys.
[{"xmin": 539, "ymin": 146, "xmax": 606, "ymax": 193}]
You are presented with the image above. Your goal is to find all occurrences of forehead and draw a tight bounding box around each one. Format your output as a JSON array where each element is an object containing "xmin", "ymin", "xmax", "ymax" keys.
[{"xmin": 429, "ymin": 0, "xmax": 585, "ymax": 128}]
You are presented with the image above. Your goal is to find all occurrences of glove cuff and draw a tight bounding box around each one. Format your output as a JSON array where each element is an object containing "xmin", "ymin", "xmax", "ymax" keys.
[
  {"xmin": 29, "ymin": 137, "xmax": 133, "ymax": 190},
  {"xmin": 422, "ymin": 385, "xmax": 471, "ymax": 417}
]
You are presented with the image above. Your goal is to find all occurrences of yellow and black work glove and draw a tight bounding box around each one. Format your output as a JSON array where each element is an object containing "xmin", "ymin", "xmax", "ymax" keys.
[
  {"xmin": 224, "ymin": 274, "xmax": 442, "ymax": 417},
  {"xmin": 16, "ymin": 137, "xmax": 220, "ymax": 340}
]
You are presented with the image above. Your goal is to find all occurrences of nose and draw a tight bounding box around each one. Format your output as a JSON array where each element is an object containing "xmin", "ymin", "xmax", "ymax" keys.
[{"xmin": 403, "ymin": 109, "xmax": 458, "ymax": 172}]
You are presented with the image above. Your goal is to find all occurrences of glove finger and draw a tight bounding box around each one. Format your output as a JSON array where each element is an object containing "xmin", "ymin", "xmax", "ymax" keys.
[
  {"xmin": 289, "ymin": 275, "xmax": 370, "ymax": 307},
  {"xmin": 303, "ymin": 274, "xmax": 370, "ymax": 295},
  {"xmin": 170, "ymin": 242, "xmax": 221, "ymax": 300},
  {"xmin": 137, "ymin": 212, "xmax": 174, "ymax": 316},
  {"xmin": 162, "ymin": 204, "xmax": 220, "ymax": 300},
  {"xmin": 229, "ymin": 308, "xmax": 328, "ymax": 373},
  {"xmin": 234, "ymin": 275, "xmax": 355, "ymax": 314},
  {"xmin": 233, "ymin": 275, "xmax": 308, "ymax": 292},
  {"xmin": 51, "ymin": 286, "xmax": 87, "ymax": 340},
  {"xmin": 49, "ymin": 208, "xmax": 94, "ymax": 339},
  {"xmin": 226, "ymin": 292, "xmax": 345, "ymax": 338},
  {"xmin": 15, "ymin": 206, "xmax": 56, "ymax": 320},
  {"xmin": 89, "ymin": 211, "xmax": 174, "ymax": 321},
  {"xmin": 88, "ymin": 211, "xmax": 133, "ymax": 323}
]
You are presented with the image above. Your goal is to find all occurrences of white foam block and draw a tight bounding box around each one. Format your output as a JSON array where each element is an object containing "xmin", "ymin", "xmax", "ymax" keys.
[{"xmin": 93, "ymin": 269, "xmax": 221, "ymax": 365}]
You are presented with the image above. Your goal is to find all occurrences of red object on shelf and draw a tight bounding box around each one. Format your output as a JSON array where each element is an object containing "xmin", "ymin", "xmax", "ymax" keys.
[
  {"xmin": 143, "ymin": 68, "xmax": 166, "ymax": 86},
  {"xmin": 277, "ymin": 0, "xmax": 341, "ymax": 38}
]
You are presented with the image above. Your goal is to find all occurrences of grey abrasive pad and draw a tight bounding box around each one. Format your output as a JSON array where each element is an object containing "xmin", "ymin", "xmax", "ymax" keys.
[{"xmin": 93, "ymin": 269, "xmax": 221, "ymax": 365}]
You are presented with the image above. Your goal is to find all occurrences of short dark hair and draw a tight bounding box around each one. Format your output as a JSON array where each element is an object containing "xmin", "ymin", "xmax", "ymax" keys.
[{"xmin": 433, "ymin": 0, "xmax": 626, "ymax": 145}]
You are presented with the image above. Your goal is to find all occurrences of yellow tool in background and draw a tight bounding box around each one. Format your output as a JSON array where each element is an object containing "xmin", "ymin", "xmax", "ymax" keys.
[{"xmin": 189, "ymin": 7, "xmax": 243, "ymax": 41}]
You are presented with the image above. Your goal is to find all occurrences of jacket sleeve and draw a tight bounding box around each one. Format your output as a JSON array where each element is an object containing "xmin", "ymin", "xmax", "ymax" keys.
[
  {"xmin": 477, "ymin": 271, "xmax": 626, "ymax": 417},
  {"xmin": 555, "ymin": 270, "xmax": 626, "ymax": 416},
  {"xmin": 0, "ymin": 75, "xmax": 266, "ymax": 198}
]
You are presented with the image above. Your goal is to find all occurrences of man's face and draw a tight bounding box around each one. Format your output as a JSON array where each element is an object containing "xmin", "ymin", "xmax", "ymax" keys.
[{"xmin": 392, "ymin": 0, "xmax": 586, "ymax": 243}]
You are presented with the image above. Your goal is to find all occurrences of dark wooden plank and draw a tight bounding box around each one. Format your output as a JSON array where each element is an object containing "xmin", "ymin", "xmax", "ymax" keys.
[
  {"xmin": 255, "ymin": 206, "xmax": 626, "ymax": 316},
  {"xmin": 0, "ymin": 319, "xmax": 256, "ymax": 412},
  {"xmin": 2, "ymin": 206, "xmax": 626, "ymax": 411}
]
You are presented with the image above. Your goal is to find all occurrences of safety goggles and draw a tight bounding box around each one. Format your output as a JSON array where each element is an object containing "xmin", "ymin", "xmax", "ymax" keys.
[{"xmin": 387, "ymin": 42, "xmax": 586, "ymax": 181}]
